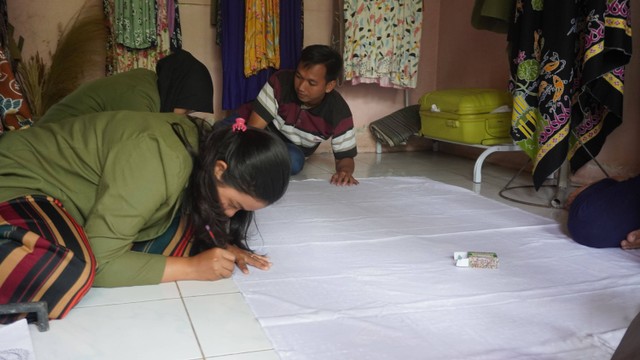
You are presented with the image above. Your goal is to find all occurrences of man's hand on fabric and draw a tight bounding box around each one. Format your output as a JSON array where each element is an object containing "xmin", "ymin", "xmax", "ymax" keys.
[
  {"xmin": 332, "ymin": 157, "xmax": 358, "ymax": 186},
  {"xmin": 330, "ymin": 171, "xmax": 359, "ymax": 186}
]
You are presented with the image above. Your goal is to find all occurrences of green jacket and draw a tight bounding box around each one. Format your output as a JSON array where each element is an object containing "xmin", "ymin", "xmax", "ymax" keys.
[
  {"xmin": 37, "ymin": 68, "xmax": 161, "ymax": 125},
  {"xmin": 0, "ymin": 111, "xmax": 198, "ymax": 287}
]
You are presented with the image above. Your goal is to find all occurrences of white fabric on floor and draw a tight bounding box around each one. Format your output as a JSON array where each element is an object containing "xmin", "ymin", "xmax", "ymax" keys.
[{"xmin": 234, "ymin": 177, "xmax": 640, "ymax": 360}]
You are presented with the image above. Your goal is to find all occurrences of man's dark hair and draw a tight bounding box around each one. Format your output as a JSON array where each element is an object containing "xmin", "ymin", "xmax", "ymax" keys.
[{"xmin": 299, "ymin": 44, "xmax": 343, "ymax": 82}]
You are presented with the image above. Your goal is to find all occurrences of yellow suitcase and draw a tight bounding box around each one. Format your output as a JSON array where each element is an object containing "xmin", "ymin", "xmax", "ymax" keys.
[{"xmin": 418, "ymin": 88, "xmax": 513, "ymax": 146}]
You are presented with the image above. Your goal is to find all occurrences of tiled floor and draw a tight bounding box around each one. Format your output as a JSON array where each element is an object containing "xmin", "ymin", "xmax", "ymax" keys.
[{"xmin": 13, "ymin": 150, "xmax": 575, "ymax": 360}]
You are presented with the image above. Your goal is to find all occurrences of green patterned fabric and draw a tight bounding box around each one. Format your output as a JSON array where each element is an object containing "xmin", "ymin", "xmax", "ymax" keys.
[{"xmin": 114, "ymin": 0, "xmax": 157, "ymax": 49}]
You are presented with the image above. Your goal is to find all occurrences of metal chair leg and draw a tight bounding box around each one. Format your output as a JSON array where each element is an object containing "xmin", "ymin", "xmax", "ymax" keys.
[{"xmin": 0, "ymin": 301, "xmax": 50, "ymax": 332}]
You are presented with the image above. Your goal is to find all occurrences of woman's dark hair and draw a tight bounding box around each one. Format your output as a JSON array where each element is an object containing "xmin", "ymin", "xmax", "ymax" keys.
[
  {"xmin": 177, "ymin": 119, "xmax": 290, "ymax": 254},
  {"xmin": 299, "ymin": 44, "xmax": 343, "ymax": 83}
]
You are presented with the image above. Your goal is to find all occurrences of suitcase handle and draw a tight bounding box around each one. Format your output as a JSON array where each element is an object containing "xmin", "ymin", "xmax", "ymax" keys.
[{"xmin": 485, "ymin": 116, "xmax": 508, "ymax": 136}]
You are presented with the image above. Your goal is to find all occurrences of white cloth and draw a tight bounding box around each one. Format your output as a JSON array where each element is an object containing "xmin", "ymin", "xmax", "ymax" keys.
[
  {"xmin": 235, "ymin": 177, "xmax": 640, "ymax": 360},
  {"xmin": 0, "ymin": 319, "xmax": 37, "ymax": 360}
]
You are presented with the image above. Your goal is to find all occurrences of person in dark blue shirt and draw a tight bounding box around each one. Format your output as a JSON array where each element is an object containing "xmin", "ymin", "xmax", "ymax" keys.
[{"xmin": 566, "ymin": 174, "xmax": 640, "ymax": 249}]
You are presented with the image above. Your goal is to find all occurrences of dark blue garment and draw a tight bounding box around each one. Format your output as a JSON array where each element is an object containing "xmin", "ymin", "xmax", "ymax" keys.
[
  {"xmin": 219, "ymin": 0, "xmax": 302, "ymax": 110},
  {"xmin": 286, "ymin": 142, "xmax": 305, "ymax": 175},
  {"xmin": 567, "ymin": 175, "xmax": 640, "ymax": 248}
]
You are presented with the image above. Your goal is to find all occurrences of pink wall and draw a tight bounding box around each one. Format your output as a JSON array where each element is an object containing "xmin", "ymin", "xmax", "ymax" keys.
[{"xmin": 7, "ymin": 0, "xmax": 639, "ymax": 176}]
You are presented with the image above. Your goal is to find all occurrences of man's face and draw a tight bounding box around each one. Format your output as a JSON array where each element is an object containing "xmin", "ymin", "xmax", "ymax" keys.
[{"xmin": 294, "ymin": 63, "xmax": 336, "ymax": 108}]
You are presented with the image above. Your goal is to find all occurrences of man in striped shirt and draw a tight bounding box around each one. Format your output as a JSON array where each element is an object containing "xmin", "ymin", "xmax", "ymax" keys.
[{"xmin": 238, "ymin": 45, "xmax": 358, "ymax": 186}]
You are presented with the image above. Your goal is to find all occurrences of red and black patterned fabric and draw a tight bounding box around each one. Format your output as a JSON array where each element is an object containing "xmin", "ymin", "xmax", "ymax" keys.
[
  {"xmin": 0, "ymin": 48, "xmax": 33, "ymax": 133},
  {"xmin": 0, "ymin": 196, "xmax": 192, "ymax": 322}
]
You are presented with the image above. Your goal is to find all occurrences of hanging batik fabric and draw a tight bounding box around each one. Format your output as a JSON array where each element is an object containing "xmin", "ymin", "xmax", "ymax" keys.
[
  {"xmin": 342, "ymin": 0, "xmax": 423, "ymax": 89},
  {"xmin": 0, "ymin": 0, "xmax": 33, "ymax": 132},
  {"xmin": 244, "ymin": 0, "xmax": 280, "ymax": 77},
  {"xmin": 104, "ymin": 0, "xmax": 182, "ymax": 75},
  {"xmin": 509, "ymin": 0, "xmax": 632, "ymax": 189},
  {"xmin": 0, "ymin": 49, "xmax": 33, "ymax": 132},
  {"xmin": 219, "ymin": 0, "xmax": 302, "ymax": 110},
  {"xmin": 114, "ymin": 0, "xmax": 157, "ymax": 49}
]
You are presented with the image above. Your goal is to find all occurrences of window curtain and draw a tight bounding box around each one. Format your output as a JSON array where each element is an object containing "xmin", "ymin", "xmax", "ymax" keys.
[
  {"xmin": 339, "ymin": 0, "xmax": 423, "ymax": 89},
  {"xmin": 509, "ymin": 0, "xmax": 632, "ymax": 189},
  {"xmin": 104, "ymin": 0, "xmax": 182, "ymax": 75},
  {"xmin": 219, "ymin": 0, "xmax": 302, "ymax": 110}
]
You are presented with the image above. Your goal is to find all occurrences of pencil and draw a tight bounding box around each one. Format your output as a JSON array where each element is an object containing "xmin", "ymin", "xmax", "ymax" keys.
[{"xmin": 205, "ymin": 225, "xmax": 215, "ymax": 240}]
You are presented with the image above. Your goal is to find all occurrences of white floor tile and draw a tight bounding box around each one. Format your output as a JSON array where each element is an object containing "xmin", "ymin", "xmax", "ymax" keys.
[
  {"xmin": 184, "ymin": 293, "xmax": 273, "ymax": 358},
  {"xmin": 30, "ymin": 299, "xmax": 201, "ymax": 360},
  {"xmin": 178, "ymin": 278, "xmax": 240, "ymax": 297},
  {"xmin": 206, "ymin": 350, "xmax": 280, "ymax": 360},
  {"xmin": 76, "ymin": 282, "xmax": 180, "ymax": 308}
]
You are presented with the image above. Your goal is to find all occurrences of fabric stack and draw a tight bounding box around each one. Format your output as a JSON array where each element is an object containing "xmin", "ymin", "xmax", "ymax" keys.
[{"xmin": 368, "ymin": 104, "xmax": 421, "ymax": 147}]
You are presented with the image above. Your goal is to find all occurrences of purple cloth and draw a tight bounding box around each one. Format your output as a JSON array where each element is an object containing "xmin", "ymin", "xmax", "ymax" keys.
[{"xmin": 220, "ymin": 0, "xmax": 302, "ymax": 110}]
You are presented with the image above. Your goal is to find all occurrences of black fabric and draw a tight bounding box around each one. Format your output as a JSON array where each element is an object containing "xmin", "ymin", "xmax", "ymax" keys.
[
  {"xmin": 156, "ymin": 49, "xmax": 214, "ymax": 113},
  {"xmin": 507, "ymin": 1, "xmax": 632, "ymax": 190}
]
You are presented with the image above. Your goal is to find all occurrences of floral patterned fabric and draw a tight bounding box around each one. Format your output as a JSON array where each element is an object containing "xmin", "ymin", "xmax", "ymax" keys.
[
  {"xmin": 509, "ymin": 0, "xmax": 632, "ymax": 189},
  {"xmin": 244, "ymin": 0, "xmax": 280, "ymax": 77},
  {"xmin": 114, "ymin": 0, "xmax": 157, "ymax": 49},
  {"xmin": 104, "ymin": 0, "xmax": 182, "ymax": 75},
  {"xmin": 341, "ymin": 0, "xmax": 423, "ymax": 89},
  {"xmin": 0, "ymin": 48, "xmax": 33, "ymax": 133}
]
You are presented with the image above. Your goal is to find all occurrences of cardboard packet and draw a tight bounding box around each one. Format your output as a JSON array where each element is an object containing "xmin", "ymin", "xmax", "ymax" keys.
[{"xmin": 454, "ymin": 251, "xmax": 498, "ymax": 269}]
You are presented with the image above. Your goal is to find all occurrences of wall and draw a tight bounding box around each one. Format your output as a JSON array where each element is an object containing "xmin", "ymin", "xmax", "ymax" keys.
[{"xmin": 7, "ymin": 0, "xmax": 639, "ymax": 179}]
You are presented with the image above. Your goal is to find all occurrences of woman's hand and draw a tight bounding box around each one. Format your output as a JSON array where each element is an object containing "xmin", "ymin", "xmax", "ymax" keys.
[
  {"xmin": 163, "ymin": 247, "xmax": 236, "ymax": 282},
  {"xmin": 226, "ymin": 244, "xmax": 272, "ymax": 274},
  {"xmin": 162, "ymin": 245, "xmax": 271, "ymax": 283}
]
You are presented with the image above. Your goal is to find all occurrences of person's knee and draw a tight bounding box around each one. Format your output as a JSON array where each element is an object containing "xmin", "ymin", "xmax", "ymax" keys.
[
  {"xmin": 286, "ymin": 144, "xmax": 305, "ymax": 175},
  {"xmin": 567, "ymin": 208, "xmax": 629, "ymax": 248},
  {"xmin": 567, "ymin": 179, "xmax": 640, "ymax": 248},
  {"xmin": 289, "ymin": 151, "xmax": 305, "ymax": 175},
  {"xmin": 568, "ymin": 225, "xmax": 613, "ymax": 248}
]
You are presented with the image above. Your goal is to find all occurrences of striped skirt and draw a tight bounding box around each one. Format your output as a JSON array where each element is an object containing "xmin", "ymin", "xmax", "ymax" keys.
[{"xmin": 0, "ymin": 195, "xmax": 192, "ymax": 323}]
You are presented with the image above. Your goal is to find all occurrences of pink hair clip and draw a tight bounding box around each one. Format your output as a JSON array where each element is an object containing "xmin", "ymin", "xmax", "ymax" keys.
[{"xmin": 232, "ymin": 117, "xmax": 247, "ymax": 132}]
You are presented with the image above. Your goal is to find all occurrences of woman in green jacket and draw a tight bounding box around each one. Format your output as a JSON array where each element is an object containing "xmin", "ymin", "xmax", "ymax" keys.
[
  {"xmin": 37, "ymin": 49, "xmax": 214, "ymax": 124},
  {"xmin": 0, "ymin": 112, "xmax": 289, "ymax": 322}
]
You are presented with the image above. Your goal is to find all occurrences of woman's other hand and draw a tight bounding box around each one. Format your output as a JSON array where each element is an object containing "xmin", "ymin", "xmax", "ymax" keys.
[{"xmin": 226, "ymin": 244, "xmax": 272, "ymax": 274}]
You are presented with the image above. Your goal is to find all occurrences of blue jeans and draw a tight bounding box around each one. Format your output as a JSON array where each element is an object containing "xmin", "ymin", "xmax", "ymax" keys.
[{"xmin": 286, "ymin": 142, "xmax": 305, "ymax": 175}]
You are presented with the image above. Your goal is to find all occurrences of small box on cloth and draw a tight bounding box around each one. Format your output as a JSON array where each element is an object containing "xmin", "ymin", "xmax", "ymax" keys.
[{"xmin": 454, "ymin": 251, "xmax": 498, "ymax": 269}]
